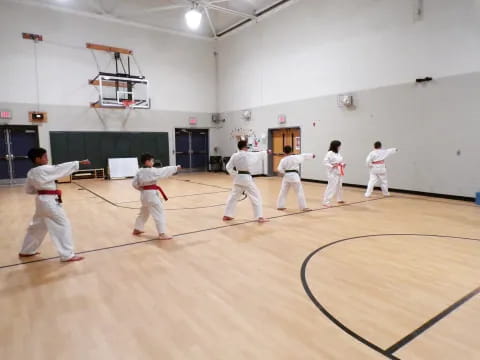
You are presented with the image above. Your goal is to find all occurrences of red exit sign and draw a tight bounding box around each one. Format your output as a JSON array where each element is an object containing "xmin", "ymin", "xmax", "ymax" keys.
[{"xmin": 0, "ymin": 110, "xmax": 12, "ymax": 119}]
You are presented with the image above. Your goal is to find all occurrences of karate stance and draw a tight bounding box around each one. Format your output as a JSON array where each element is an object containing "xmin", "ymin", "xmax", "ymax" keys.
[
  {"xmin": 276, "ymin": 145, "xmax": 315, "ymax": 211},
  {"xmin": 223, "ymin": 140, "xmax": 269, "ymax": 223},
  {"xmin": 132, "ymin": 153, "xmax": 181, "ymax": 240},
  {"xmin": 20, "ymin": 147, "xmax": 90, "ymax": 262},
  {"xmin": 365, "ymin": 141, "xmax": 398, "ymax": 197},
  {"xmin": 323, "ymin": 140, "xmax": 346, "ymax": 207}
]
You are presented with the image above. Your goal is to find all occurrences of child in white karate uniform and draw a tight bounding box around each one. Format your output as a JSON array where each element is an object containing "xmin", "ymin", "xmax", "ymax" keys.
[
  {"xmin": 132, "ymin": 153, "xmax": 181, "ymax": 240},
  {"xmin": 276, "ymin": 145, "xmax": 315, "ymax": 211},
  {"xmin": 20, "ymin": 147, "xmax": 90, "ymax": 262},
  {"xmin": 365, "ymin": 141, "xmax": 398, "ymax": 197},
  {"xmin": 323, "ymin": 140, "xmax": 346, "ymax": 207},
  {"xmin": 223, "ymin": 140, "xmax": 269, "ymax": 223}
]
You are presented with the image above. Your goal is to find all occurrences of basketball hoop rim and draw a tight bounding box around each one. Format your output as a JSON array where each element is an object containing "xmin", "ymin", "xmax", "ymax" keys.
[{"xmin": 121, "ymin": 100, "xmax": 135, "ymax": 108}]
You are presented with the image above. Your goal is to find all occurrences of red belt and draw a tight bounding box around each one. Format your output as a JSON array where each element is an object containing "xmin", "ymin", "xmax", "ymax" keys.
[
  {"xmin": 333, "ymin": 163, "xmax": 345, "ymax": 176},
  {"xmin": 142, "ymin": 185, "xmax": 168, "ymax": 201},
  {"xmin": 38, "ymin": 190, "xmax": 62, "ymax": 203},
  {"xmin": 372, "ymin": 160, "xmax": 385, "ymax": 165}
]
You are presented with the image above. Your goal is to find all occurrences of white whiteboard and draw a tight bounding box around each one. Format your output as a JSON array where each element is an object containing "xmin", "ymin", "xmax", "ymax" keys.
[{"xmin": 108, "ymin": 158, "xmax": 139, "ymax": 179}]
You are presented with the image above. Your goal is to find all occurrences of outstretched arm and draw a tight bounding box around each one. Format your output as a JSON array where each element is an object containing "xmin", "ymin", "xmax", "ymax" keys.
[
  {"xmin": 299, "ymin": 153, "xmax": 315, "ymax": 163},
  {"xmin": 152, "ymin": 165, "xmax": 180, "ymax": 179},
  {"xmin": 385, "ymin": 148, "xmax": 398, "ymax": 157},
  {"xmin": 37, "ymin": 160, "xmax": 88, "ymax": 183}
]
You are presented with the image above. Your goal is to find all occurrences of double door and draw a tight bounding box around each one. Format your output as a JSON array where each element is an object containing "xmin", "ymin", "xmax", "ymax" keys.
[
  {"xmin": 0, "ymin": 126, "xmax": 39, "ymax": 184},
  {"xmin": 175, "ymin": 129, "xmax": 209, "ymax": 171},
  {"xmin": 271, "ymin": 127, "xmax": 301, "ymax": 174}
]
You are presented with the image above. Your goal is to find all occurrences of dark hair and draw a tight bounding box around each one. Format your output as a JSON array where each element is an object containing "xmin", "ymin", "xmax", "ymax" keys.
[
  {"xmin": 140, "ymin": 153, "xmax": 154, "ymax": 164},
  {"xmin": 374, "ymin": 141, "xmax": 382, "ymax": 149},
  {"xmin": 27, "ymin": 147, "xmax": 47, "ymax": 163},
  {"xmin": 237, "ymin": 140, "xmax": 248, "ymax": 150},
  {"xmin": 283, "ymin": 145, "xmax": 292, "ymax": 154},
  {"xmin": 329, "ymin": 140, "xmax": 341, "ymax": 153}
]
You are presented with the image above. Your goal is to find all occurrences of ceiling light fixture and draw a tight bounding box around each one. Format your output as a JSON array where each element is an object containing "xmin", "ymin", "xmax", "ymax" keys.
[{"xmin": 185, "ymin": 2, "xmax": 202, "ymax": 30}]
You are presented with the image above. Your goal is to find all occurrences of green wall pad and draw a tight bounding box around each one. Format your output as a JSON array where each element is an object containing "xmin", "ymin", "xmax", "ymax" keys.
[{"xmin": 50, "ymin": 131, "xmax": 169, "ymax": 172}]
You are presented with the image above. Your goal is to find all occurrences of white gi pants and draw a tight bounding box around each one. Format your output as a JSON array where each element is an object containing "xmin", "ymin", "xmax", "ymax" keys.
[
  {"xmin": 277, "ymin": 179, "xmax": 307, "ymax": 209},
  {"xmin": 134, "ymin": 190, "xmax": 166, "ymax": 234},
  {"xmin": 225, "ymin": 181, "xmax": 263, "ymax": 219},
  {"xmin": 365, "ymin": 168, "xmax": 389, "ymax": 197},
  {"xmin": 20, "ymin": 196, "xmax": 75, "ymax": 261},
  {"xmin": 323, "ymin": 173, "xmax": 343, "ymax": 205}
]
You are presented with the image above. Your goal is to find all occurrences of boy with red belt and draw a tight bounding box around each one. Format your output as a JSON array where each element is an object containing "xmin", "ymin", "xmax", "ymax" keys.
[
  {"xmin": 132, "ymin": 153, "xmax": 181, "ymax": 240},
  {"xmin": 19, "ymin": 147, "xmax": 90, "ymax": 262}
]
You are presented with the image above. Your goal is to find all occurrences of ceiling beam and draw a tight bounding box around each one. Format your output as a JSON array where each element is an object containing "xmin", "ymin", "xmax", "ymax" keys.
[
  {"xmin": 217, "ymin": 0, "xmax": 293, "ymax": 37},
  {"xmin": 6, "ymin": 0, "xmax": 212, "ymax": 40},
  {"xmin": 205, "ymin": 0, "xmax": 230, "ymax": 4},
  {"xmin": 204, "ymin": 8, "xmax": 217, "ymax": 38},
  {"xmin": 205, "ymin": 4, "xmax": 256, "ymax": 19},
  {"xmin": 115, "ymin": 4, "xmax": 188, "ymax": 17},
  {"xmin": 217, "ymin": 18, "xmax": 251, "ymax": 37}
]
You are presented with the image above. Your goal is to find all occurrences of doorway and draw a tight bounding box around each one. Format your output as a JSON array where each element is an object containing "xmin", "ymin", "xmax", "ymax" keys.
[
  {"xmin": 0, "ymin": 125, "xmax": 39, "ymax": 185},
  {"xmin": 268, "ymin": 127, "xmax": 301, "ymax": 175},
  {"xmin": 174, "ymin": 128, "xmax": 209, "ymax": 171}
]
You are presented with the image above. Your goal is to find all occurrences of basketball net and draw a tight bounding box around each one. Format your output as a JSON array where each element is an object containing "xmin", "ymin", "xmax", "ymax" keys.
[{"xmin": 122, "ymin": 100, "xmax": 135, "ymax": 109}]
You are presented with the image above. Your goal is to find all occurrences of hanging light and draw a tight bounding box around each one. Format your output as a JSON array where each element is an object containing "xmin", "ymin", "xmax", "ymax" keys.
[{"xmin": 185, "ymin": 2, "xmax": 202, "ymax": 30}]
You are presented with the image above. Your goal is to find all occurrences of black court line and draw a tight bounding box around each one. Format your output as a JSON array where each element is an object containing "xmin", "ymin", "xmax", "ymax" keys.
[
  {"xmin": 73, "ymin": 181, "xmax": 242, "ymax": 211},
  {"xmin": 116, "ymin": 190, "xmax": 230, "ymax": 204},
  {"xmin": 300, "ymin": 234, "xmax": 480, "ymax": 360},
  {"xmin": 174, "ymin": 178, "xmax": 231, "ymax": 190},
  {"xmin": 385, "ymin": 285, "xmax": 480, "ymax": 355},
  {"xmin": 0, "ymin": 197, "xmax": 388, "ymax": 270}
]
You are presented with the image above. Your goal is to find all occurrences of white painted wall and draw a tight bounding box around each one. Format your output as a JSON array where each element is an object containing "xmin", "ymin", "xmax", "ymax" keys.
[
  {"xmin": 216, "ymin": 0, "xmax": 480, "ymax": 112},
  {"xmin": 1, "ymin": 0, "xmax": 479, "ymax": 197},
  {"xmin": 0, "ymin": 1, "xmax": 217, "ymax": 166},
  {"xmin": 0, "ymin": 2, "xmax": 216, "ymax": 112},
  {"xmin": 214, "ymin": 73, "xmax": 480, "ymax": 198},
  {"xmin": 210, "ymin": 0, "xmax": 480, "ymax": 198}
]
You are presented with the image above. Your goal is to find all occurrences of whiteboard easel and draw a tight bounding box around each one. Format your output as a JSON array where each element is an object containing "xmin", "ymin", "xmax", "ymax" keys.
[{"xmin": 108, "ymin": 158, "xmax": 139, "ymax": 179}]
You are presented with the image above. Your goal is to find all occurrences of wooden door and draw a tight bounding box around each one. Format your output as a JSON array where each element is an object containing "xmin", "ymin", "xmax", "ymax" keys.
[{"xmin": 271, "ymin": 128, "xmax": 301, "ymax": 173}]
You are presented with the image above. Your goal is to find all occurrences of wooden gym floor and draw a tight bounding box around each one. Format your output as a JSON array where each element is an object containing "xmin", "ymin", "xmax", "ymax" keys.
[{"xmin": 0, "ymin": 173, "xmax": 478, "ymax": 360}]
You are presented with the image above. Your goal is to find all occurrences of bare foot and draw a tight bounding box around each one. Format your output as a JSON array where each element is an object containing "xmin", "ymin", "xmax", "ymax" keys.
[
  {"xmin": 18, "ymin": 252, "xmax": 40, "ymax": 257},
  {"xmin": 222, "ymin": 216, "xmax": 234, "ymax": 221},
  {"xmin": 302, "ymin": 208, "xmax": 312, "ymax": 212},
  {"xmin": 323, "ymin": 204, "xmax": 331, "ymax": 208},
  {"xmin": 158, "ymin": 233, "xmax": 173, "ymax": 240},
  {"xmin": 132, "ymin": 229, "xmax": 144, "ymax": 235},
  {"xmin": 62, "ymin": 256, "xmax": 84, "ymax": 262},
  {"xmin": 257, "ymin": 217, "xmax": 270, "ymax": 223},
  {"xmin": 277, "ymin": 208, "xmax": 286, "ymax": 211}
]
